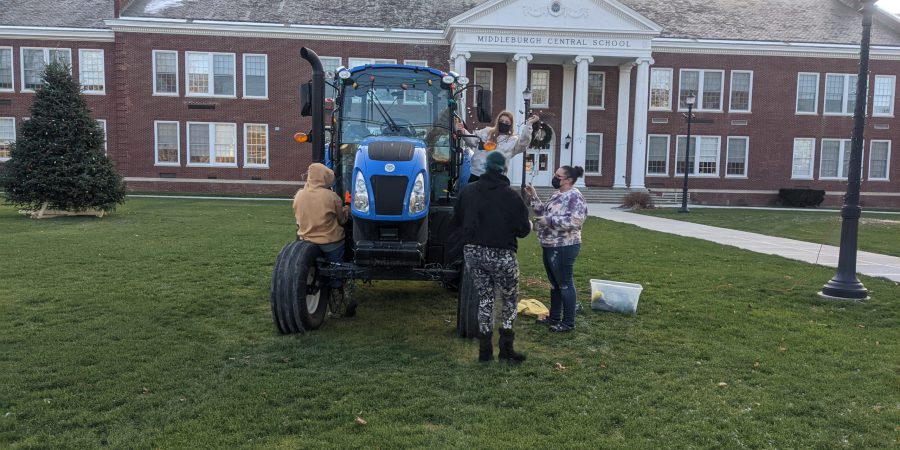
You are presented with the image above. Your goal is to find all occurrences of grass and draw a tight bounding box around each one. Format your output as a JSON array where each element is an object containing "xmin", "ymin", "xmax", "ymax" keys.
[
  {"xmin": 1, "ymin": 198, "xmax": 898, "ymax": 448},
  {"xmin": 636, "ymin": 207, "xmax": 900, "ymax": 258}
]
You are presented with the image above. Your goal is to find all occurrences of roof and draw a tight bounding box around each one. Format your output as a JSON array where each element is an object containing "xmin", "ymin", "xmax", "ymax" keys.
[{"xmin": 0, "ymin": 0, "xmax": 115, "ymax": 29}]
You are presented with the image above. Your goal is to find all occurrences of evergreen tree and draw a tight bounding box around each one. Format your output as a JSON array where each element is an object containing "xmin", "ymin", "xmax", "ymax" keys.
[{"xmin": 1, "ymin": 61, "xmax": 126, "ymax": 212}]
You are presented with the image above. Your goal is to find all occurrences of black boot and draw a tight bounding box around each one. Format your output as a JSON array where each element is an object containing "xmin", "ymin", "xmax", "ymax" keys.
[
  {"xmin": 498, "ymin": 328, "xmax": 526, "ymax": 364},
  {"xmin": 478, "ymin": 331, "xmax": 493, "ymax": 363}
]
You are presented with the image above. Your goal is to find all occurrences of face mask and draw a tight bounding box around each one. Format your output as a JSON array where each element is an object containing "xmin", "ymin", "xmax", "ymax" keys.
[
  {"xmin": 551, "ymin": 176, "xmax": 562, "ymax": 189},
  {"xmin": 498, "ymin": 122, "xmax": 511, "ymax": 134}
]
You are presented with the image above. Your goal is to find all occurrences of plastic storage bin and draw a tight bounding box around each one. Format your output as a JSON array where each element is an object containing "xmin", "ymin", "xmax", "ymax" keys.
[{"xmin": 590, "ymin": 279, "xmax": 643, "ymax": 315}]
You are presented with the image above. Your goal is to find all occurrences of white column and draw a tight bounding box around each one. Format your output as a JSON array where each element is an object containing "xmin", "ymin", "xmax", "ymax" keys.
[
  {"xmin": 572, "ymin": 55, "xmax": 593, "ymax": 188},
  {"xmin": 614, "ymin": 62, "xmax": 634, "ymax": 188},
  {"xmin": 560, "ymin": 62, "xmax": 576, "ymax": 168},
  {"xmin": 629, "ymin": 57, "xmax": 653, "ymax": 190},
  {"xmin": 510, "ymin": 53, "xmax": 532, "ymax": 185},
  {"xmin": 451, "ymin": 51, "xmax": 470, "ymax": 117}
]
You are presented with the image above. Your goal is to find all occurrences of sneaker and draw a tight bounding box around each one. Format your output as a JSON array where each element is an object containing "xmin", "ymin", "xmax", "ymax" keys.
[
  {"xmin": 549, "ymin": 323, "xmax": 575, "ymax": 333},
  {"xmin": 575, "ymin": 303, "xmax": 583, "ymax": 313}
]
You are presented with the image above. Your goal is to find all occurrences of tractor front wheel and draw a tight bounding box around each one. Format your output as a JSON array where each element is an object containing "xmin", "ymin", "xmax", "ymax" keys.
[{"xmin": 271, "ymin": 240, "xmax": 330, "ymax": 334}]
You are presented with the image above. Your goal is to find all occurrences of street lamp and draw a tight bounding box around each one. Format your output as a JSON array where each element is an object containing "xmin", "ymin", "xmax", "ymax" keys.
[
  {"xmin": 819, "ymin": 0, "xmax": 873, "ymax": 301},
  {"xmin": 679, "ymin": 93, "xmax": 696, "ymax": 213},
  {"xmin": 521, "ymin": 87, "xmax": 532, "ymax": 194}
]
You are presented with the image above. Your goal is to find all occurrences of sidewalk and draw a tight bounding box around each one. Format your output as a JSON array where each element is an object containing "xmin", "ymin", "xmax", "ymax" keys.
[{"xmin": 587, "ymin": 203, "xmax": 900, "ymax": 283}]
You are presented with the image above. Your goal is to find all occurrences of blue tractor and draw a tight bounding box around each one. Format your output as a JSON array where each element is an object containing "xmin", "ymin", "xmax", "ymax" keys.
[{"xmin": 270, "ymin": 48, "xmax": 493, "ymax": 338}]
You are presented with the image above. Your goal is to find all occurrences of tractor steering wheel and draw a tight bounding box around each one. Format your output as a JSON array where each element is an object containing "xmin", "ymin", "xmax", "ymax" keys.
[{"xmin": 380, "ymin": 118, "xmax": 416, "ymax": 137}]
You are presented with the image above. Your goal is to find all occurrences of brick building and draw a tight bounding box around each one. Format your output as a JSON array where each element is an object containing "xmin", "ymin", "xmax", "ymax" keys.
[{"xmin": 2, "ymin": 0, "xmax": 900, "ymax": 206}]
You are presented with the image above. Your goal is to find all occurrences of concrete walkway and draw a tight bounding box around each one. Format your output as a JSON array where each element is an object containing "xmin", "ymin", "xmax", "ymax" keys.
[{"xmin": 587, "ymin": 203, "xmax": 900, "ymax": 283}]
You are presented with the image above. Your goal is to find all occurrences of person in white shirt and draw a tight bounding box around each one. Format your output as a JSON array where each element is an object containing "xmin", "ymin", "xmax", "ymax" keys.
[{"xmin": 456, "ymin": 110, "xmax": 539, "ymax": 183}]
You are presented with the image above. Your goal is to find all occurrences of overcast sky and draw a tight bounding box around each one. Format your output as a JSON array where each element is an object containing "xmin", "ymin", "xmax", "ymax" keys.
[{"xmin": 877, "ymin": 0, "xmax": 900, "ymax": 13}]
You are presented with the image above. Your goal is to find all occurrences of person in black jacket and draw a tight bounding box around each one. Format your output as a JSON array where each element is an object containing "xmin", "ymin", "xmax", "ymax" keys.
[{"xmin": 453, "ymin": 151, "xmax": 532, "ymax": 364}]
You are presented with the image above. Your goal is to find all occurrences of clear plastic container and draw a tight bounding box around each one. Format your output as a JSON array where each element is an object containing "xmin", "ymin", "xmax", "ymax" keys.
[{"xmin": 590, "ymin": 279, "xmax": 643, "ymax": 315}]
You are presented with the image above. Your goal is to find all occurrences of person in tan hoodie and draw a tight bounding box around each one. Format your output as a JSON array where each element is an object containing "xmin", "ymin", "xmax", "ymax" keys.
[{"xmin": 293, "ymin": 163, "xmax": 350, "ymax": 294}]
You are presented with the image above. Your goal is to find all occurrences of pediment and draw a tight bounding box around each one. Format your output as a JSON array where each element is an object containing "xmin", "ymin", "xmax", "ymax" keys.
[{"xmin": 448, "ymin": 0, "xmax": 661, "ymax": 34}]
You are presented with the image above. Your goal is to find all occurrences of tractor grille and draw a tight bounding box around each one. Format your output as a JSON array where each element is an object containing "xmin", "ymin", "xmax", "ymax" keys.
[
  {"xmin": 368, "ymin": 141, "xmax": 415, "ymax": 161},
  {"xmin": 371, "ymin": 175, "xmax": 408, "ymax": 215}
]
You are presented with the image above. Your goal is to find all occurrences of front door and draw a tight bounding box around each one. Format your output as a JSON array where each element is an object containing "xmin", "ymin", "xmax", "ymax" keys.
[{"xmin": 524, "ymin": 145, "xmax": 553, "ymax": 186}]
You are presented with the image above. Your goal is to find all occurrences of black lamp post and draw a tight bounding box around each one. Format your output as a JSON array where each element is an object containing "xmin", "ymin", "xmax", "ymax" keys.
[
  {"xmin": 679, "ymin": 93, "xmax": 696, "ymax": 213},
  {"xmin": 819, "ymin": 0, "xmax": 873, "ymax": 301},
  {"xmin": 522, "ymin": 87, "xmax": 532, "ymax": 194}
]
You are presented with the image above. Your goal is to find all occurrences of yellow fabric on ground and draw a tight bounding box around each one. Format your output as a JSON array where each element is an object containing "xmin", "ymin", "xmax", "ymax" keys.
[{"xmin": 517, "ymin": 298, "xmax": 549, "ymax": 317}]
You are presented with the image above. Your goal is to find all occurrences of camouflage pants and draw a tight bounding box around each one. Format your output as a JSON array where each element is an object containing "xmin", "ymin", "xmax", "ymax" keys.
[{"xmin": 463, "ymin": 244, "xmax": 519, "ymax": 335}]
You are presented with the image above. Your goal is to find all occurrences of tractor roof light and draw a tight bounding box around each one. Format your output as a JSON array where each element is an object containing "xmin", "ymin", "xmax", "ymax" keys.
[
  {"xmin": 457, "ymin": 75, "xmax": 470, "ymax": 86},
  {"xmin": 293, "ymin": 132, "xmax": 309, "ymax": 143},
  {"xmin": 441, "ymin": 74, "xmax": 455, "ymax": 85},
  {"xmin": 337, "ymin": 67, "xmax": 351, "ymax": 79}
]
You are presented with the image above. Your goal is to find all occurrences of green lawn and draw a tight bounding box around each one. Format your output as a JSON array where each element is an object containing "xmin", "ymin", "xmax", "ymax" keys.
[
  {"xmin": 637, "ymin": 207, "xmax": 900, "ymax": 258},
  {"xmin": 1, "ymin": 198, "xmax": 897, "ymax": 448}
]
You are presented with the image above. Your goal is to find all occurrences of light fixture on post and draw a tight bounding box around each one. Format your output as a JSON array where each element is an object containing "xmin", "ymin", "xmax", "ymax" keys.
[
  {"xmin": 521, "ymin": 87, "xmax": 533, "ymax": 195},
  {"xmin": 565, "ymin": 134, "xmax": 572, "ymax": 149},
  {"xmin": 679, "ymin": 93, "xmax": 696, "ymax": 213},
  {"xmin": 819, "ymin": 0, "xmax": 873, "ymax": 301}
]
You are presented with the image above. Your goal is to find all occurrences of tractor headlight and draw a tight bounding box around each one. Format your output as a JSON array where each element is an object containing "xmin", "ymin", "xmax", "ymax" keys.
[
  {"xmin": 408, "ymin": 172, "xmax": 426, "ymax": 214},
  {"xmin": 353, "ymin": 171, "xmax": 370, "ymax": 213}
]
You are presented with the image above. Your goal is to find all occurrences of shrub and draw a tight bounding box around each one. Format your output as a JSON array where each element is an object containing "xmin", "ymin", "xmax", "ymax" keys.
[{"xmin": 621, "ymin": 191, "xmax": 655, "ymax": 210}]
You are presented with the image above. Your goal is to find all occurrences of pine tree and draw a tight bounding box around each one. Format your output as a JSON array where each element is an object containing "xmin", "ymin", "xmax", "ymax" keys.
[{"xmin": 1, "ymin": 61, "xmax": 126, "ymax": 213}]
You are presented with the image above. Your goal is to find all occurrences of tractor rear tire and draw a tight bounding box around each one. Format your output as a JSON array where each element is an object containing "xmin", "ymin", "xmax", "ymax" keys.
[
  {"xmin": 271, "ymin": 240, "xmax": 330, "ymax": 334},
  {"xmin": 455, "ymin": 265, "xmax": 480, "ymax": 339}
]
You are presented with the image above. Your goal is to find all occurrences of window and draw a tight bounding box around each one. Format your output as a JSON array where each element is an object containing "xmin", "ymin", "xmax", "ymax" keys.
[
  {"xmin": 319, "ymin": 56, "xmax": 341, "ymax": 100},
  {"xmin": 348, "ymin": 57, "xmax": 396, "ymax": 68},
  {"xmin": 530, "ymin": 70, "xmax": 549, "ymax": 108},
  {"xmin": 585, "ymin": 134, "xmax": 602, "ymax": 174},
  {"xmin": 650, "ymin": 68, "xmax": 672, "ymax": 110},
  {"xmin": 187, "ymin": 122, "xmax": 236, "ymax": 165},
  {"xmin": 155, "ymin": 121, "xmax": 180, "ymax": 165},
  {"xmin": 96, "ymin": 119, "xmax": 107, "ymax": 154},
  {"xmin": 587, "ymin": 72, "xmax": 605, "ymax": 108},
  {"xmin": 242, "ymin": 54, "xmax": 267, "ymax": 98},
  {"xmin": 0, "ymin": 47, "xmax": 12, "ymax": 91},
  {"xmin": 819, "ymin": 139, "xmax": 853, "ymax": 179},
  {"xmin": 21, "ymin": 48, "xmax": 71, "ymax": 92},
  {"xmin": 676, "ymin": 135, "xmax": 720, "ymax": 175},
  {"xmin": 403, "ymin": 60, "xmax": 428, "ymax": 104},
  {"xmin": 244, "ymin": 124, "xmax": 269, "ymax": 167},
  {"xmin": 474, "ymin": 68, "xmax": 492, "ymax": 106},
  {"xmin": 646, "ymin": 135, "xmax": 669, "ymax": 175},
  {"xmin": 796, "ymin": 73, "xmax": 819, "ymax": 114},
  {"xmin": 791, "ymin": 138, "xmax": 815, "ymax": 179},
  {"xmin": 0, "ymin": 117, "xmax": 14, "ymax": 160},
  {"xmin": 824, "ymin": 74, "xmax": 857, "ymax": 115},
  {"xmin": 729, "ymin": 71, "xmax": 752, "ymax": 112},
  {"xmin": 679, "ymin": 69, "xmax": 724, "ymax": 111},
  {"xmin": 872, "ymin": 75, "xmax": 895, "ymax": 117},
  {"xmin": 153, "ymin": 50, "xmax": 178, "ymax": 95},
  {"xmin": 78, "ymin": 49, "xmax": 105, "ymax": 94},
  {"xmin": 725, "ymin": 137, "xmax": 748, "ymax": 177},
  {"xmin": 868, "ymin": 140, "xmax": 890, "ymax": 180},
  {"xmin": 186, "ymin": 52, "xmax": 235, "ymax": 97}
]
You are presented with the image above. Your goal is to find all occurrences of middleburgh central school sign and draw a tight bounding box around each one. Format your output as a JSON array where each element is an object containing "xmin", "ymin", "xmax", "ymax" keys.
[{"xmin": 473, "ymin": 34, "xmax": 638, "ymax": 48}]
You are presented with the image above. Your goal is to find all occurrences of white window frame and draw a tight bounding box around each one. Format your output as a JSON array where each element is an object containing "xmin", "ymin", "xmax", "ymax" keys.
[
  {"xmin": 96, "ymin": 119, "xmax": 107, "ymax": 154},
  {"xmin": 403, "ymin": 60, "xmax": 429, "ymax": 105},
  {"xmin": 152, "ymin": 50, "xmax": 179, "ymax": 96},
  {"xmin": 530, "ymin": 69, "xmax": 550, "ymax": 109},
  {"xmin": 587, "ymin": 71, "xmax": 605, "ymax": 109},
  {"xmin": 319, "ymin": 56, "xmax": 342, "ymax": 101},
  {"xmin": 791, "ymin": 138, "xmax": 816, "ymax": 180},
  {"xmin": 243, "ymin": 123, "xmax": 269, "ymax": 168},
  {"xmin": 585, "ymin": 133, "xmax": 603, "ymax": 175},
  {"xmin": 867, "ymin": 140, "xmax": 891, "ymax": 181},
  {"xmin": 675, "ymin": 135, "xmax": 721, "ymax": 177},
  {"xmin": 725, "ymin": 136, "xmax": 749, "ymax": 178},
  {"xmin": 474, "ymin": 68, "xmax": 493, "ymax": 107},
  {"xmin": 795, "ymin": 72, "xmax": 820, "ymax": 115},
  {"xmin": 728, "ymin": 70, "xmax": 752, "ymax": 113},
  {"xmin": 154, "ymin": 120, "xmax": 181, "ymax": 166},
  {"xmin": 823, "ymin": 73, "xmax": 857, "ymax": 116},
  {"xmin": 242, "ymin": 53, "xmax": 268, "ymax": 99},
  {"xmin": 185, "ymin": 51, "xmax": 236, "ymax": 98},
  {"xmin": 348, "ymin": 57, "xmax": 396, "ymax": 68},
  {"xmin": 20, "ymin": 47, "xmax": 72, "ymax": 93},
  {"xmin": 78, "ymin": 49, "xmax": 105, "ymax": 95},
  {"xmin": 649, "ymin": 68, "xmax": 673, "ymax": 111},
  {"xmin": 819, "ymin": 138, "xmax": 856, "ymax": 180},
  {"xmin": 678, "ymin": 69, "xmax": 725, "ymax": 112},
  {"xmin": 872, "ymin": 75, "xmax": 895, "ymax": 117},
  {"xmin": 0, "ymin": 46, "xmax": 13, "ymax": 93},
  {"xmin": 646, "ymin": 134, "xmax": 670, "ymax": 176},
  {"xmin": 0, "ymin": 117, "xmax": 15, "ymax": 161},
  {"xmin": 186, "ymin": 121, "xmax": 237, "ymax": 167}
]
